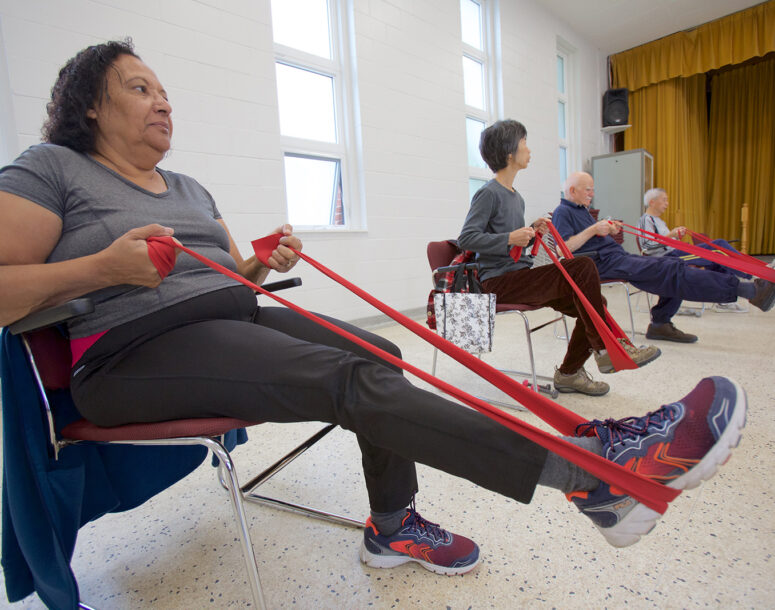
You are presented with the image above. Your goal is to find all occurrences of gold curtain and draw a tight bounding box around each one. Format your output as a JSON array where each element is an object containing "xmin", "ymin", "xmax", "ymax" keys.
[
  {"xmin": 611, "ymin": 1, "xmax": 775, "ymax": 91},
  {"xmin": 706, "ymin": 57, "xmax": 775, "ymax": 254},
  {"xmin": 624, "ymin": 75, "xmax": 708, "ymax": 232}
]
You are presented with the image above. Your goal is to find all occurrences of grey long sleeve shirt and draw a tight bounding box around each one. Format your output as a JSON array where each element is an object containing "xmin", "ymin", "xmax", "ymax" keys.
[{"xmin": 457, "ymin": 179, "xmax": 534, "ymax": 282}]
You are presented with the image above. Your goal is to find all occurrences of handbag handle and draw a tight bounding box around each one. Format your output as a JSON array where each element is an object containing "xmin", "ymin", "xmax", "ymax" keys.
[{"xmin": 465, "ymin": 267, "xmax": 482, "ymax": 294}]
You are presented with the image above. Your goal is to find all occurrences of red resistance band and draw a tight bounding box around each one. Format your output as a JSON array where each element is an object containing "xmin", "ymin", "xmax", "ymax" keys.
[
  {"xmin": 618, "ymin": 222, "xmax": 775, "ymax": 283},
  {"xmin": 146, "ymin": 235, "xmax": 680, "ymax": 513},
  {"xmin": 686, "ymin": 230, "xmax": 762, "ymax": 266},
  {"xmin": 535, "ymin": 225, "xmax": 634, "ymax": 371},
  {"xmin": 509, "ymin": 223, "xmax": 636, "ymax": 372}
]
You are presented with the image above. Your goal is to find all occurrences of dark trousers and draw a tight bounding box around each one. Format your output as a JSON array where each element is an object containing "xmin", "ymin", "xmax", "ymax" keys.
[
  {"xmin": 596, "ymin": 250, "xmax": 740, "ymax": 324},
  {"xmin": 482, "ymin": 257, "xmax": 607, "ymax": 375},
  {"xmin": 71, "ymin": 286, "xmax": 548, "ymax": 513},
  {"xmin": 667, "ymin": 240, "xmax": 751, "ymax": 279}
]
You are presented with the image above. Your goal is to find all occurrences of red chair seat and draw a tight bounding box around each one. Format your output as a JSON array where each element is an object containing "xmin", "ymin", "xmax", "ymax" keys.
[
  {"xmin": 61, "ymin": 417, "xmax": 261, "ymax": 442},
  {"xmin": 496, "ymin": 303, "xmax": 542, "ymax": 313}
]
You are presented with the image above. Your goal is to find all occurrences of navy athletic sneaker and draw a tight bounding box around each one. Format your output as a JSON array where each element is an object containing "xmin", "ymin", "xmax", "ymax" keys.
[
  {"xmin": 567, "ymin": 376, "xmax": 747, "ymax": 547},
  {"xmin": 360, "ymin": 508, "xmax": 480, "ymax": 575}
]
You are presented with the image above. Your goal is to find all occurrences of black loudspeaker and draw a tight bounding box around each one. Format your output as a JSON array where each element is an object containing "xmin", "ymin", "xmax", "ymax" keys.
[{"xmin": 602, "ymin": 88, "xmax": 629, "ymax": 126}]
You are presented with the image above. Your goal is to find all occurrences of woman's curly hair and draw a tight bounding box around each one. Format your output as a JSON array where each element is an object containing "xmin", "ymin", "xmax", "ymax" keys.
[{"xmin": 42, "ymin": 38, "xmax": 138, "ymax": 153}]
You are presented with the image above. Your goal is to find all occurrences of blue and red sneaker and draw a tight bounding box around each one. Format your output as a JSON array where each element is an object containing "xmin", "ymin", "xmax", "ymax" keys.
[
  {"xmin": 567, "ymin": 376, "xmax": 747, "ymax": 548},
  {"xmin": 360, "ymin": 508, "xmax": 480, "ymax": 575}
]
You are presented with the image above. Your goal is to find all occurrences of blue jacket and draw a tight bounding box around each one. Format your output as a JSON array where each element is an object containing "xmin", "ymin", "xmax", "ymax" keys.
[{"xmin": 1, "ymin": 329, "xmax": 246, "ymax": 609}]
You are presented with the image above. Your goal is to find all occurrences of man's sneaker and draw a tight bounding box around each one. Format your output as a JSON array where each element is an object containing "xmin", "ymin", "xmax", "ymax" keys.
[
  {"xmin": 594, "ymin": 338, "xmax": 662, "ymax": 374},
  {"xmin": 553, "ymin": 367, "xmax": 610, "ymax": 396},
  {"xmin": 713, "ymin": 301, "xmax": 749, "ymax": 313},
  {"xmin": 360, "ymin": 509, "xmax": 480, "ymax": 575},
  {"xmin": 646, "ymin": 322, "xmax": 698, "ymax": 343},
  {"xmin": 750, "ymin": 277, "xmax": 775, "ymax": 312},
  {"xmin": 677, "ymin": 306, "xmax": 704, "ymax": 317},
  {"xmin": 566, "ymin": 376, "xmax": 746, "ymax": 548}
]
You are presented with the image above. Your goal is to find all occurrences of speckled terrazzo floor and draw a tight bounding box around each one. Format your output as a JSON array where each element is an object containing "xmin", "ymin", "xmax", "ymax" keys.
[{"xmin": 2, "ymin": 282, "xmax": 774, "ymax": 609}]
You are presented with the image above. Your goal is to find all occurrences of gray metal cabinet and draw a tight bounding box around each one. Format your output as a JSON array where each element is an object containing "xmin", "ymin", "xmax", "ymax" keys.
[{"xmin": 590, "ymin": 149, "xmax": 653, "ymax": 254}]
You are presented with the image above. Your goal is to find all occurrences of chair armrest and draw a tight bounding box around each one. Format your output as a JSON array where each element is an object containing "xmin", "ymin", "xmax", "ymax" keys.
[
  {"xmin": 261, "ymin": 277, "xmax": 302, "ymax": 292},
  {"xmin": 433, "ymin": 262, "xmax": 478, "ymax": 275},
  {"xmin": 8, "ymin": 298, "xmax": 95, "ymax": 335},
  {"xmin": 7, "ymin": 278, "xmax": 301, "ymax": 336}
]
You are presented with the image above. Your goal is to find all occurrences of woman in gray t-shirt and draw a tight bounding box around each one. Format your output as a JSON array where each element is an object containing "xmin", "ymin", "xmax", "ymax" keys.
[{"xmin": 0, "ymin": 40, "xmax": 746, "ymax": 585}]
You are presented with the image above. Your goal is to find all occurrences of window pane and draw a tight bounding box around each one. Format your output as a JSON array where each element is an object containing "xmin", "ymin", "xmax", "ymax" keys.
[
  {"xmin": 466, "ymin": 117, "xmax": 487, "ymax": 169},
  {"xmin": 557, "ymin": 54, "xmax": 565, "ymax": 94},
  {"xmin": 469, "ymin": 177, "xmax": 487, "ymax": 202},
  {"xmin": 271, "ymin": 0, "xmax": 331, "ymax": 59},
  {"xmin": 558, "ymin": 101, "xmax": 566, "ymax": 139},
  {"xmin": 276, "ymin": 63, "xmax": 337, "ymax": 142},
  {"xmin": 462, "ymin": 56, "xmax": 485, "ymax": 109},
  {"xmin": 460, "ymin": 0, "xmax": 483, "ymax": 50},
  {"xmin": 284, "ymin": 155, "xmax": 344, "ymax": 226},
  {"xmin": 559, "ymin": 146, "xmax": 568, "ymax": 189}
]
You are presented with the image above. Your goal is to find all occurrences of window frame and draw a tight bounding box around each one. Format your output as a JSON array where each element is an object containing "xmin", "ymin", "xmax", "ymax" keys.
[
  {"xmin": 461, "ymin": 0, "xmax": 501, "ymax": 190},
  {"xmin": 272, "ymin": 0, "xmax": 364, "ymax": 232},
  {"xmin": 556, "ymin": 38, "xmax": 577, "ymax": 197}
]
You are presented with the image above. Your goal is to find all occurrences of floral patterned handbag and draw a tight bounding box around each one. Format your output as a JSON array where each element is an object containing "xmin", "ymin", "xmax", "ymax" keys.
[{"xmin": 433, "ymin": 266, "xmax": 496, "ymax": 354}]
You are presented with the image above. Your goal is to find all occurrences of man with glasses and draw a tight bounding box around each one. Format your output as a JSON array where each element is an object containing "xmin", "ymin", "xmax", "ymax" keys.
[
  {"xmin": 551, "ymin": 172, "xmax": 774, "ymax": 343},
  {"xmin": 639, "ymin": 188, "xmax": 751, "ymax": 313}
]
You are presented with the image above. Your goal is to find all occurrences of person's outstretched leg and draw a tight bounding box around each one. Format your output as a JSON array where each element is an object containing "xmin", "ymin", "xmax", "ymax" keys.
[
  {"xmin": 541, "ymin": 376, "xmax": 746, "ymax": 547},
  {"xmin": 71, "ymin": 287, "xmax": 541, "ymax": 576},
  {"xmin": 599, "ymin": 252, "xmax": 749, "ymax": 342}
]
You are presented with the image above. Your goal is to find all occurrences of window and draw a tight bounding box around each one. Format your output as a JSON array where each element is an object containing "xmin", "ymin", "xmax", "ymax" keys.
[
  {"xmin": 0, "ymin": 21, "xmax": 16, "ymax": 166},
  {"xmin": 556, "ymin": 39, "xmax": 576, "ymax": 197},
  {"xmin": 271, "ymin": 0, "xmax": 361, "ymax": 229},
  {"xmin": 460, "ymin": 0, "xmax": 499, "ymax": 197}
]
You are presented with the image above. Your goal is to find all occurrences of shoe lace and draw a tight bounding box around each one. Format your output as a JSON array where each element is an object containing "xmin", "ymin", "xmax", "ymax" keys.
[
  {"xmin": 406, "ymin": 499, "xmax": 450, "ymax": 543},
  {"xmin": 574, "ymin": 405, "xmax": 677, "ymax": 452},
  {"xmin": 617, "ymin": 338, "xmax": 637, "ymax": 355},
  {"xmin": 575, "ymin": 367, "xmax": 593, "ymax": 381}
]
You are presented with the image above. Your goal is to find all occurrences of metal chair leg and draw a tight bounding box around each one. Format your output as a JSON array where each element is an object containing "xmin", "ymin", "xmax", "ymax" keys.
[
  {"xmin": 491, "ymin": 311, "xmax": 558, "ymax": 400},
  {"xmin": 622, "ymin": 283, "xmax": 637, "ymax": 341},
  {"xmin": 115, "ymin": 436, "xmax": 267, "ymax": 609},
  {"xmin": 204, "ymin": 437, "xmax": 266, "ymax": 610},
  {"xmin": 234, "ymin": 424, "xmax": 364, "ymax": 528}
]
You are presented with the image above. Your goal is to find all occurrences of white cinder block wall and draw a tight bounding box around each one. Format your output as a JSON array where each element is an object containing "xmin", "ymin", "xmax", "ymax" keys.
[{"xmin": 0, "ymin": 0, "xmax": 609, "ymax": 324}]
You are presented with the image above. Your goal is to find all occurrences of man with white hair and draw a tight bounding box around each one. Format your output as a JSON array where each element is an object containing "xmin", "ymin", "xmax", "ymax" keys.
[
  {"xmin": 551, "ymin": 172, "xmax": 775, "ymax": 343},
  {"xmin": 637, "ymin": 188, "xmax": 687, "ymax": 254},
  {"xmin": 639, "ymin": 188, "xmax": 751, "ymax": 312}
]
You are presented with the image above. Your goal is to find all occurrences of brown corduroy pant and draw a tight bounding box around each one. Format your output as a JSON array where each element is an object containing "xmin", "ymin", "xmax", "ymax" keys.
[{"xmin": 482, "ymin": 256, "xmax": 608, "ymax": 374}]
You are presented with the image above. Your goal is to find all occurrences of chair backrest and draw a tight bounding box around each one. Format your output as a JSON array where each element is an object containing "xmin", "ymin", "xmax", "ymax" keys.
[
  {"xmin": 426, "ymin": 240, "xmax": 460, "ymax": 272},
  {"xmin": 533, "ymin": 228, "xmax": 558, "ymax": 266},
  {"xmin": 635, "ymin": 232, "xmax": 645, "ymax": 254},
  {"xmin": 25, "ymin": 328, "xmax": 73, "ymax": 390}
]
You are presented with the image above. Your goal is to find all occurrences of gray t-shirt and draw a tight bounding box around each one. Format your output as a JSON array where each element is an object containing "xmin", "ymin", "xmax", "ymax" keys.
[
  {"xmin": 0, "ymin": 143, "xmax": 241, "ymax": 337},
  {"xmin": 457, "ymin": 179, "xmax": 534, "ymax": 282}
]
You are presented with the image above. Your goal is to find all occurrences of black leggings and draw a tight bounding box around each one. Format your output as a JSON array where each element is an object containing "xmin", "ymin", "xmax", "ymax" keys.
[{"xmin": 71, "ymin": 286, "xmax": 547, "ymax": 512}]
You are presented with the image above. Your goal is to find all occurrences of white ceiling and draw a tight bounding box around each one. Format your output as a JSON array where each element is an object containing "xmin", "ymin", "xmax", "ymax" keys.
[{"xmin": 536, "ymin": 0, "xmax": 766, "ymax": 55}]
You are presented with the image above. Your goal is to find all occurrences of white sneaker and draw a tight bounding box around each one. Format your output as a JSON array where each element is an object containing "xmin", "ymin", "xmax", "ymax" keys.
[{"xmin": 713, "ymin": 301, "xmax": 749, "ymax": 313}]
